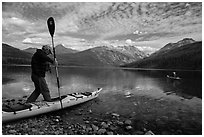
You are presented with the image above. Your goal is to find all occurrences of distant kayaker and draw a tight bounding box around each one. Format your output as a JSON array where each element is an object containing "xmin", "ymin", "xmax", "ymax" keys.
[
  {"xmin": 173, "ymin": 72, "xmax": 177, "ymax": 78},
  {"xmin": 26, "ymin": 45, "xmax": 58, "ymax": 103}
]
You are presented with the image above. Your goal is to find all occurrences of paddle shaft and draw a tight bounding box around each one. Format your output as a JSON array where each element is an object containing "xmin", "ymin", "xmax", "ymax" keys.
[
  {"xmin": 47, "ymin": 17, "xmax": 63, "ymax": 109},
  {"xmin": 51, "ymin": 36, "xmax": 63, "ymax": 109}
]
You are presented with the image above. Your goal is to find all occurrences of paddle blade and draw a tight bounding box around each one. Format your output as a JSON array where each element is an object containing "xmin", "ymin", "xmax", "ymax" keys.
[{"xmin": 47, "ymin": 17, "xmax": 55, "ymax": 37}]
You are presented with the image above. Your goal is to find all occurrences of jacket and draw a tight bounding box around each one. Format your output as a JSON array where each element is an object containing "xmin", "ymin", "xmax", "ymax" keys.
[{"xmin": 31, "ymin": 49, "xmax": 54, "ymax": 77}]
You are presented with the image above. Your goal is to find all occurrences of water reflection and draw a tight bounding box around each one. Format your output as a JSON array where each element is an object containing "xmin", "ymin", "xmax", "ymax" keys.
[
  {"xmin": 2, "ymin": 81, "xmax": 33, "ymax": 98},
  {"xmin": 2, "ymin": 66, "xmax": 202, "ymax": 107}
]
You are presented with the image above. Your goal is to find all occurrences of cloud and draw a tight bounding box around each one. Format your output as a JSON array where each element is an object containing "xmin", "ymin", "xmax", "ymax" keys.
[
  {"xmin": 7, "ymin": 17, "xmax": 27, "ymax": 25},
  {"xmin": 2, "ymin": 2, "xmax": 202, "ymax": 50},
  {"xmin": 22, "ymin": 37, "xmax": 46, "ymax": 45},
  {"xmin": 22, "ymin": 38, "xmax": 33, "ymax": 44},
  {"xmin": 57, "ymin": 15, "xmax": 79, "ymax": 33},
  {"xmin": 3, "ymin": 17, "xmax": 28, "ymax": 31}
]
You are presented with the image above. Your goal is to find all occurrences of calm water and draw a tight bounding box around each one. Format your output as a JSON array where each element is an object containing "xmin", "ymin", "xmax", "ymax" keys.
[
  {"xmin": 2, "ymin": 65, "xmax": 202, "ymax": 118},
  {"xmin": 2, "ymin": 65, "xmax": 202, "ymax": 99}
]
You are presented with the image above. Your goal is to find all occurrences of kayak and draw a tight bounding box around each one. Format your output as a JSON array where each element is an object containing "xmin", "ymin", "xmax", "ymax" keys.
[
  {"xmin": 2, "ymin": 88, "xmax": 102, "ymax": 123},
  {"xmin": 166, "ymin": 75, "xmax": 181, "ymax": 80}
]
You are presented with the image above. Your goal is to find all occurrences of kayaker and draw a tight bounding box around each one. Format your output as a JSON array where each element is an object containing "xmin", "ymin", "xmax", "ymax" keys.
[
  {"xmin": 26, "ymin": 45, "xmax": 58, "ymax": 103},
  {"xmin": 173, "ymin": 72, "xmax": 176, "ymax": 77}
]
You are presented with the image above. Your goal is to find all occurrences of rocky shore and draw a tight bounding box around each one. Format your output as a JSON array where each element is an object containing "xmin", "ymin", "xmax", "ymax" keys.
[
  {"xmin": 2, "ymin": 93, "xmax": 202, "ymax": 135},
  {"xmin": 3, "ymin": 109, "xmax": 154, "ymax": 135}
]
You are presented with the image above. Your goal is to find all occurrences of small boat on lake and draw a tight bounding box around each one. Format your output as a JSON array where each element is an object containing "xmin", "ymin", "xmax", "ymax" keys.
[
  {"xmin": 166, "ymin": 75, "xmax": 181, "ymax": 80},
  {"xmin": 166, "ymin": 72, "xmax": 181, "ymax": 80}
]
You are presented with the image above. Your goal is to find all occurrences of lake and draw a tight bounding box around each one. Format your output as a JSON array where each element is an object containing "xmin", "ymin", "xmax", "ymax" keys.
[
  {"xmin": 2, "ymin": 65, "xmax": 202, "ymax": 134},
  {"xmin": 2, "ymin": 65, "xmax": 202, "ymax": 101}
]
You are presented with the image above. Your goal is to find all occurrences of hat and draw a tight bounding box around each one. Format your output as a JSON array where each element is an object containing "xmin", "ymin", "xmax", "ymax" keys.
[{"xmin": 42, "ymin": 45, "xmax": 52, "ymax": 54}]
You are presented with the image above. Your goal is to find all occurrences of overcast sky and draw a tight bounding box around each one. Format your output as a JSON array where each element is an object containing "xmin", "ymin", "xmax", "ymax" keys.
[{"xmin": 2, "ymin": 2, "xmax": 202, "ymax": 53}]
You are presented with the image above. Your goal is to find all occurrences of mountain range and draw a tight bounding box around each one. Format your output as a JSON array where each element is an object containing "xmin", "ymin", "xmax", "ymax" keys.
[
  {"xmin": 2, "ymin": 43, "xmax": 146, "ymax": 66},
  {"xmin": 122, "ymin": 38, "xmax": 202, "ymax": 70},
  {"xmin": 56, "ymin": 45, "xmax": 146, "ymax": 66},
  {"xmin": 2, "ymin": 38, "xmax": 202, "ymax": 70},
  {"xmin": 23, "ymin": 44, "xmax": 78, "ymax": 54}
]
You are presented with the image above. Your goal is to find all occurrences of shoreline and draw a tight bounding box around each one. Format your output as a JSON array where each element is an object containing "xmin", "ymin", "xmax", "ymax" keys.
[
  {"xmin": 2, "ymin": 64, "xmax": 202, "ymax": 72},
  {"xmin": 2, "ymin": 94, "xmax": 202, "ymax": 135}
]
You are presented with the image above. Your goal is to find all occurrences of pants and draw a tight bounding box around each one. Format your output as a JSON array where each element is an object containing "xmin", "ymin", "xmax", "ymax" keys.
[{"xmin": 26, "ymin": 74, "xmax": 52, "ymax": 103}]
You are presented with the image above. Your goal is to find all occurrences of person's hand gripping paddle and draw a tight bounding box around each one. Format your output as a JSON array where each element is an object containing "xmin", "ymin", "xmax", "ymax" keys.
[{"xmin": 47, "ymin": 17, "xmax": 63, "ymax": 108}]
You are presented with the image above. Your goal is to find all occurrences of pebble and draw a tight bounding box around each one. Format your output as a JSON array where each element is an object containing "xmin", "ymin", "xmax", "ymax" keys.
[
  {"xmin": 6, "ymin": 125, "xmax": 11, "ymax": 128},
  {"xmin": 39, "ymin": 131, "xmax": 44, "ymax": 135},
  {"xmin": 93, "ymin": 120, "xmax": 98, "ymax": 124},
  {"xmin": 105, "ymin": 112, "xmax": 110, "ymax": 115},
  {"xmin": 145, "ymin": 130, "xmax": 155, "ymax": 135},
  {"xmin": 91, "ymin": 124, "xmax": 99, "ymax": 131},
  {"xmin": 112, "ymin": 113, "xmax": 120, "ymax": 117},
  {"xmin": 54, "ymin": 119, "xmax": 59, "ymax": 122},
  {"xmin": 107, "ymin": 131, "xmax": 114, "ymax": 135},
  {"xmin": 54, "ymin": 131, "xmax": 60, "ymax": 135},
  {"xmin": 31, "ymin": 129, "xmax": 38, "ymax": 133},
  {"xmin": 107, "ymin": 121, "xmax": 112, "ymax": 125},
  {"xmin": 117, "ymin": 121, "xmax": 124, "ymax": 126},
  {"xmin": 101, "ymin": 122, "xmax": 109, "ymax": 128},
  {"xmin": 97, "ymin": 128, "xmax": 106, "ymax": 134},
  {"xmin": 24, "ymin": 124, "xmax": 29, "ymax": 129},
  {"xmin": 133, "ymin": 102, "xmax": 137, "ymax": 106},
  {"xmin": 9, "ymin": 130, "xmax": 16, "ymax": 134},
  {"xmin": 84, "ymin": 121, "xmax": 90, "ymax": 124},
  {"xmin": 86, "ymin": 127, "xmax": 92, "ymax": 132},
  {"xmin": 124, "ymin": 119, "xmax": 132, "ymax": 125},
  {"xmin": 56, "ymin": 116, "xmax": 61, "ymax": 119},
  {"xmin": 110, "ymin": 125, "xmax": 117, "ymax": 131},
  {"xmin": 82, "ymin": 125, "xmax": 86, "ymax": 130},
  {"xmin": 126, "ymin": 126, "xmax": 133, "ymax": 130},
  {"xmin": 89, "ymin": 109, "xmax": 92, "ymax": 113}
]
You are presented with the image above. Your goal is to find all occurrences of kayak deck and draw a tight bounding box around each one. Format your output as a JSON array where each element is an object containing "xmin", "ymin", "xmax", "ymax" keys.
[{"xmin": 2, "ymin": 88, "xmax": 102, "ymax": 123}]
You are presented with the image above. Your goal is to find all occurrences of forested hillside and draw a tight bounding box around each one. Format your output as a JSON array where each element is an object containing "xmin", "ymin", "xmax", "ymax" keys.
[
  {"xmin": 122, "ymin": 41, "xmax": 202, "ymax": 70},
  {"xmin": 2, "ymin": 43, "xmax": 32, "ymax": 65}
]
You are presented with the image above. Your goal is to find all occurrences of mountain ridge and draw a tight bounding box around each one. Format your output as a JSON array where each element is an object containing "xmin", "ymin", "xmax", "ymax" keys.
[
  {"xmin": 3, "ymin": 43, "xmax": 146, "ymax": 66},
  {"xmin": 2, "ymin": 43, "xmax": 32, "ymax": 64},
  {"xmin": 152, "ymin": 38, "xmax": 196, "ymax": 56},
  {"xmin": 23, "ymin": 44, "xmax": 78, "ymax": 54},
  {"xmin": 57, "ymin": 45, "xmax": 146, "ymax": 66},
  {"xmin": 122, "ymin": 38, "xmax": 202, "ymax": 70},
  {"xmin": 54, "ymin": 44, "xmax": 78, "ymax": 54}
]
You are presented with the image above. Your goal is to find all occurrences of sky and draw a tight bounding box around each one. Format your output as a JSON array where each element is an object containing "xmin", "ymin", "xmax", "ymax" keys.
[{"xmin": 2, "ymin": 2, "xmax": 202, "ymax": 54}]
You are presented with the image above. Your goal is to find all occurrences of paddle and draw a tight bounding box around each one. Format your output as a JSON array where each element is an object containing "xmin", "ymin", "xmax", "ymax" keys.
[{"xmin": 47, "ymin": 17, "xmax": 63, "ymax": 109}]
